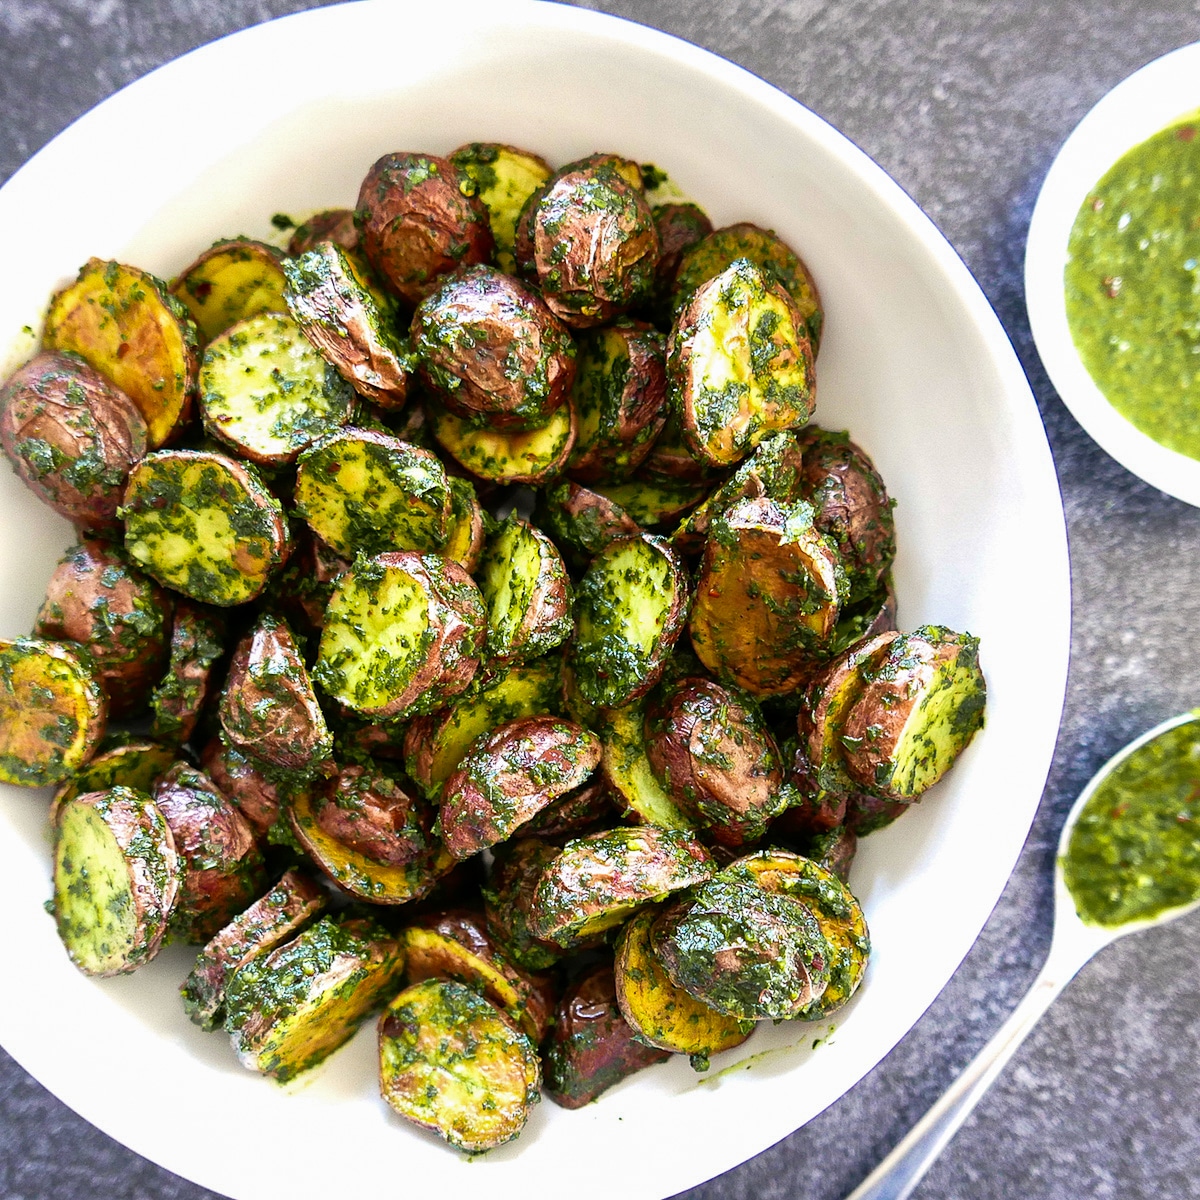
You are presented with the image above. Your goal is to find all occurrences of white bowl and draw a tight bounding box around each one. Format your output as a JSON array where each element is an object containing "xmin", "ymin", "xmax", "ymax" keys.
[
  {"xmin": 1026, "ymin": 42, "xmax": 1200, "ymax": 505},
  {"xmin": 0, "ymin": 3, "xmax": 1069, "ymax": 1198}
]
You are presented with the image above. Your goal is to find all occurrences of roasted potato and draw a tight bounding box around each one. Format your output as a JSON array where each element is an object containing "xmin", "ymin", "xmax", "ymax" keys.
[
  {"xmin": 356, "ymin": 152, "xmax": 493, "ymax": 306},
  {"xmin": 44, "ymin": 258, "xmax": 199, "ymax": 448},
  {"xmin": 519, "ymin": 775, "xmax": 619, "ymax": 840},
  {"xmin": 482, "ymin": 837, "xmax": 566, "ymax": 971},
  {"xmin": 668, "ymin": 258, "xmax": 814, "ymax": 468},
  {"xmin": 284, "ymin": 243, "xmax": 414, "ymax": 410},
  {"xmin": 839, "ymin": 625, "xmax": 986, "ymax": 800},
  {"xmin": 287, "ymin": 208, "xmax": 359, "ymax": 256},
  {"xmin": 545, "ymin": 961, "xmax": 672, "ymax": 1107},
  {"xmin": 224, "ymin": 914, "xmax": 403, "ymax": 1082},
  {"xmin": 199, "ymin": 735, "xmax": 290, "ymax": 838},
  {"xmin": 315, "ymin": 551, "xmax": 486, "ymax": 720},
  {"xmin": 478, "ymin": 515, "xmax": 573, "ymax": 666},
  {"xmin": 149, "ymin": 600, "xmax": 226, "ymax": 745},
  {"xmin": 566, "ymin": 318, "xmax": 668, "ymax": 484},
  {"xmin": 219, "ymin": 614, "xmax": 332, "ymax": 779},
  {"xmin": 401, "ymin": 908, "xmax": 556, "ymax": 1041},
  {"xmin": 52, "ymin": 785, "xmax": 179, "ymax": 977},
  {"xmin": 672, "ymin": 221, "xmax": 823, "ymax": 351},
  {"xmin": 121, "ymin": 448, "xmax": 292, "ymax": 608},
  {"xmin": 646, "ymin": 202, "xmax": 714, "ymax": 327},
  {"xmin": 534, "ymin": 478, "xmax": 642, "ymax": 568},
  {"xmin": 314, "ymin": 763, "xmax": 433, "ymax": 867},
  {"xmin": 379, "ymin": 977, "xmax": 540, "ymax": 1154},
  {"xmin": 688, "ymin": 495, "xmax": 842, "ymax": 696},
  {"xmin": 0, "ymin": 350, "xmax": 147, "ymax": 530},
  {"xmin": 152, "ymin": 761, "xmax": 266, "ymax": 943},
  {"xmin": 439, "ymin": 716, "xmax": 601, "ymax": 860},
  {"xmin": 413, "ymin": 264, "xmax": 575, "ymax": 430},
  {"xmin": 49, "ymin": 737, "xmax": 176, "ymax": 823},
  {"xmin": 530, "ymin": 825, "xmax": 714, "ymax": 949},
  {"xmin": 181, "ymin": 868, "xmax": 327, "ymax": 1030},
  {"xmin": 0, "ymin": 637, "xmax": 107, "ymax": 787},
  {"xmin": 171, "ymin": 238, "xmax": 290, "ymax": 343},
  {"xmin": 570, "ymin": 532, "xmax": 690, "ymax": 709},
  {"xmin": 645, "ymin": 677, "xmax": 786, "ymax": 846},
  {"xmin": 528, "ymin": 161, "xmax": 659, "ymax": 328},
  {"xmin": 34, "ymin": 539, "xmax": 171, "ymax": 717}
]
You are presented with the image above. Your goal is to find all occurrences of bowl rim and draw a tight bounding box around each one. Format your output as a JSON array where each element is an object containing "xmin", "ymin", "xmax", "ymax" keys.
[{"xmin": 1025, "ymin": 40, "xmax": 1200, "ymax": 505}]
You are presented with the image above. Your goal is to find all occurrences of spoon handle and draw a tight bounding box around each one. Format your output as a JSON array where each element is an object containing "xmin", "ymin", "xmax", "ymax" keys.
[{"xmin": 844, "ymin": 936, "xmax": 1090, "ymax": 1200}]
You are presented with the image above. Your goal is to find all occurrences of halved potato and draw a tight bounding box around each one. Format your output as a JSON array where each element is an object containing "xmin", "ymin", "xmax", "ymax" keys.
[
  {"xmin": 121, "ymin": 449, "xmax": 291, "ymax": 607},
  {"xmin": 544, "ymin": 962, "xmax": 672, "ymax": 1107},
  {"xmin": 439, "ymin": 716, "xmax": 601, "ymax": 859},
  {"xmin": 0, "ymin": 350, "xmax": 147, "ymax": 530},
  {"xmin": 313, "ymin": 763, "xmax": 433, "ymax": 867},
  {"xmin": 614, "ymin": 906, "xmax": 751, "ymax": 1060},
  {"xmin": 181, "ymin": 868, "xmax": 327, "ymax": 1030},
  {"xmin": 530, "ymin": 825, "xmax": 713, "ymax": 949},
  {"xmin": 597, "ymin": 696, "xmax": 695, "ymax": 830},
  {"xmin": 534, "ymin": 479, "xmax": 642, "ymax": 569},
  {"xmin": 482, "ymin": 837, "xmax": 566, "ymax": 972},
  {"xmin": 443, "ymin": 475, "xmax": 486, "ymax": 573},
  {"xmin": 571, "ymin": 532, "xmax": 690, "ymax": 709},
  {"xmin": 314, "ymin": 551, "xmax": 486, "ymax": 719},
  {"xmin": 379, "ymin": 978, "xmax": 540, "ymax": 1154},
  {"xmin": 688, "ymin": 495, "xmax": 841, "ymax": 696},
  {"xmin": 149, "ymin": 600, "xmax": 226, "ymax": 746},
  {"xmin": 50, "ymin": 737, "xmax": 176, "ymax": 824},
  {"xmin": 0, "ymin": 637, "xmax": 107, "ymax": 788},
  {"xmin": 52, "ymin": 785, "xmax": 179, "ymax": 976},
  {"xmin": 171, "ymin": 238, "xmax": 290, "ymax": 342},
  {"xmin": 287, "ymin": 208, "xmax": 358, "ymax": 256},
  {"xmin": 44, "ymin": 257, "xmax": 199, "ymax": 447},
  {"xmin": 593, "ymin": 477, "xmax": 707, "ymax": 529},
  {"xmin": 199, "ymin": 735, "xmax": 291, "ymax": 838},
  {"xmin": 224, "ymin": 914, "xmax": 403, "ymax": 1082},
  {"xmin": 839, "ymin": 626, "xmax": 986, "ymax": 800},
  {"xmin": 647, "ymin": 201, "xmax": 714, "ymax": 326}
]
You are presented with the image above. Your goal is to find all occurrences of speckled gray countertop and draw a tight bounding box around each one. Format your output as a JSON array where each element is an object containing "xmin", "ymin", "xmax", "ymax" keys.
[{"xmin": 3, "ymin": 2, "xmax": 1200, "ymax": 1198}]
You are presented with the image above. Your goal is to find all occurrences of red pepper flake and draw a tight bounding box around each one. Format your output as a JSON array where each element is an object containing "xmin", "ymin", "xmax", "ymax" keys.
[
  {"xmin": 1177, "ymin": 125, "xmax": 1196, "ymax": 142},
  {"xmin": 116, "ymin": 342, "xmax": 130, "ymax": 359}
]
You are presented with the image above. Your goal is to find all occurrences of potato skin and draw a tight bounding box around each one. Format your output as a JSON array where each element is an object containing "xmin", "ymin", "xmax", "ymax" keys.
[
  {"xmin": 356, "ymin": 152, "xmax": 493, "ymax": 306},
  {"xmin": 199, "ymin": 735, "xmax": 289, "ymax": 837},
  {"xmin": 149, "ymin": 600, "xmax": 227, "ymax": 745},
  {"xmin": 534, "ymin": 478, "xmax": 642, "ymax": 569},
  {"xmin": 219, "ymin": 614, "xmax": 332, "ymax": 778},
  {"xmin": 544, "ymin": 963, "xmax": 671, "ymax": 1108},
  {"xmin": 531, "ymin": 164, "xmax": 659, "ymax": 328},
  {"xmin": 566, "ymin": 318, "xmax": 668, "ymax": 485},
  {"xmin": 519, "ymin": 775, "xmax": 619, "ymax": 840},
  {"xmin": 0, "ymin": 350, "xmax": 147, "ymax": 530},
  {"xmin": 314, "ymin": 763, "xmax": 433, "ymax": 867},
  {"xmin": 413, "ymin": 265, "xmax": 576, "ymax": 431},
  {"xmin": 440, "ymin": 716, "xmax": 601, "ymax": 860},
  {"xmin": 287, "ymin": 208, "xmax": 359, "ymax": 256},
  {"xmin": 648, "ymin": 202, "xmax": 713, "ymax": 324},
  {"xmin": 34, "ymin": 539, "xmax": 172, "ymax": 718},
  {"xmin": 152, "ymin": 762, "xmax": 266, "ymax": 943},
  {"xmin": 483, "ymin": 837, "xmax": 566, "ymax": 971},
  {"xmin": 645, "ymin": 677, "xmax": 785, "ymax": 846}
]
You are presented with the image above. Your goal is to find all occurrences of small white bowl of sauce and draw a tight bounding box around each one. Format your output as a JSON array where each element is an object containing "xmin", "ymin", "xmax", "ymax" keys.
[{"xmin": 1026, "ymin": 42, "xmax": 1200, "ymax": 505}]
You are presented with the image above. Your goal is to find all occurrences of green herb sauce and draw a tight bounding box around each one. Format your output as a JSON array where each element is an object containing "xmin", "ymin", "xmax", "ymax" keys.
[
  {"xmin": 1064, "ymin": 114, "xmax": 1200, "ymax": 459},
  {"xmin": 1062, "ymin": 717, "xmax": 1200, "ymax": 926}
]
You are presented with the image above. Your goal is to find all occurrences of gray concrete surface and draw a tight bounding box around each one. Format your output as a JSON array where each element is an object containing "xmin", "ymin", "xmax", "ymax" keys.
[{"xmin": 3, "ymin": 1, "xmax": 1200, "ymax": 1198}]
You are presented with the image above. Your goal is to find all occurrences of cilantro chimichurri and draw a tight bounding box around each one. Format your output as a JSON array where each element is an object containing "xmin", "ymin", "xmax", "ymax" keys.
[
  {"xmin": 1064, "ymin": 114, "xmax": 1200, "ymax": 460},
  {"xmin": 1062, "ymin": 716, "xmax": 1200, "ymax": 927}
]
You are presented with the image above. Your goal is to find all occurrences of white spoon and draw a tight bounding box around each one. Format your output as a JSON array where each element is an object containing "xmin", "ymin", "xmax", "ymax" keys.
[{"xmin": 846, "ymin": 710, "xmax": 1200, "ymax": 1200}]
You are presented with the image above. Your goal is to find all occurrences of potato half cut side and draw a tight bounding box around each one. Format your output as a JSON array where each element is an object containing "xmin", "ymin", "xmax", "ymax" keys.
[
  {"xmin": 224, "ymin": 915, "xmax": 402, "ymax": 1082},
  {"xmin": 52, "ymin": 786, "xmax": 179, "ymax": 977},
  {"xmin": 181, "ymin": 869, "xmax": 327, "ymax": 1031},
  {"xmin": 401, "ymin": 909, "xmax": 556, "ymax": 1041},
  {"xmin": 171, "ymin": 238, "xmax": 290, "ymax": 342},
  {"xmin": 426, "ymin": 396, "xmax": 576, "ymax": 486},
  {"xmin": 479, "ymin": 516, "xmax": 573, "ymax": 666},
  {"xmin": 294, "ymin": 428, "xmax": 451, "ymax": 559},
  {"xmin": 688, "ymin": 495, "xmax": 841, "ymax": 696},
  {"xmin": 840, "ymin": 625, "xmax": 986, "ymax": 801},
  {"xmin": 668, "ymin": 257, "xmax": 814, "ymax": 468},
  {"xmin": 379, "ymin": 978, "xmax": 540, "ymax": 1154},
  {"xmin": 597, "ymin": 697, "xmax": 695, "ymax": 830},
  {"xmin": 723, "ymin": 849, "xmax": 871, "ymax": 1018},
  {"xmin": 121, "ymin": 449, "xmax": 291, "ymax": 607},
  {"xmin": 571, "ymin": 532, "xmax": 690, "ymax": 710},
  {"xmin": 199, "ymin": 311, "xmax": 354, "ymax": 466},
  {"xmin": 50, "ymin": 738, "xmax": 176, "ymax": 824},
  {"xmin": 439, "ymin": 716, "xmax": 601, "ymax": 859},
  {"xmin": 0, "ymin": 637, "xmax": 107, "ymax": 787},
  {"xmin": 534, "ymin": 479, "xmax": 643, "ymax": 568},
  {"xmin": 614, "ymin": 907, "xmax": 751, "ymax": 1060},
  {"xmin": 594, "ymin": 478, "xmax": 708, "ymax": 529},
  {"xmin": 530, "ymin": 825, "xmax": 713, "ymax": 949},
  {"xmin": 544, "ymin": 962, "xmax": 671, "ymax": 1108},
  {"xmin": 290, "ymin": 787, "xmax": 454, "ymax": 906},
  {"xmin": 314, "ymin": 552, "xmax": 485, "ymax": 719},
  {"xmin": 44, "ymin": 257, "xmax": 199, "ymax": 448},
  {"xmin": 284, "ymin": 243, "xmax": 413, "ymax": 409}
]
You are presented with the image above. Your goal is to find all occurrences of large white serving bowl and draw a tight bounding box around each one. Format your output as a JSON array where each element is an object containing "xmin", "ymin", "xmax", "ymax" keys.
[
  {"xmin": 0, "ymin": 3, "xmax": 1069, "ymax": 1198},
  {"xmin": 1026, "ymin": 42, "xmax": 1200, "ymax": 505}
]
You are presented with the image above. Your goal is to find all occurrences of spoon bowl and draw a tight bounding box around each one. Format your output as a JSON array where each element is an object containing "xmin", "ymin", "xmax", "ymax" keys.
[{"xmin": 847, "ymin": 709, "xmax": 1200, "ymax": 1200}]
